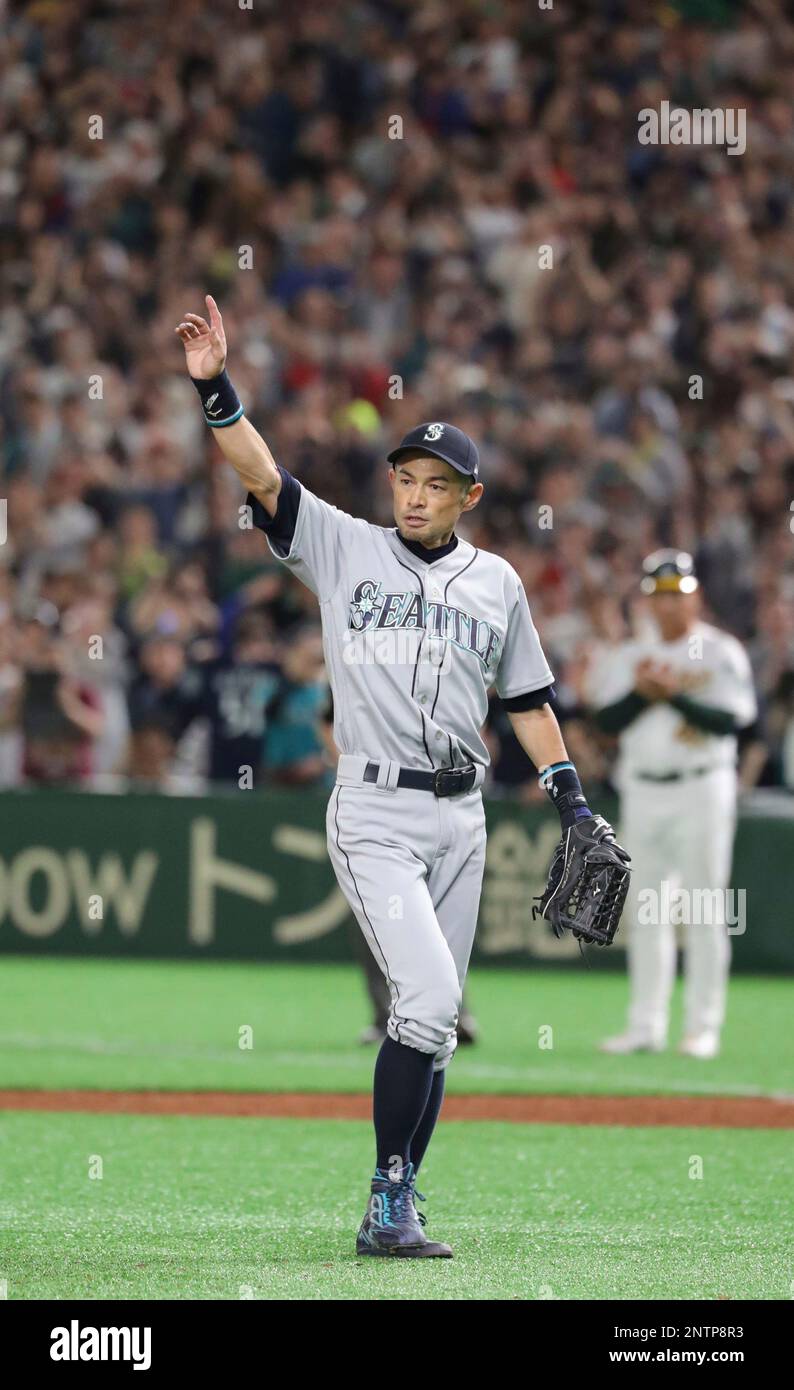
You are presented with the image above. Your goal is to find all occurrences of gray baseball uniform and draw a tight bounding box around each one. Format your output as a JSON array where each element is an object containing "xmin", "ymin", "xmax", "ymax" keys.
[{"xmin": 248, "ymin": 466, "xmax": 553, "ymax": 1068}]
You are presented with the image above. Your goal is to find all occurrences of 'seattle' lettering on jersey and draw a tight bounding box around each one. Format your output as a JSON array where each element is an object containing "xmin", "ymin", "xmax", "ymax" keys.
[
  {"xmin": 348, "ymin": 579, "xmax": 501, "ymax": 669},
  {"xmin": 248, "ymin": 468, "xmax": 553, "ymax": 770}
]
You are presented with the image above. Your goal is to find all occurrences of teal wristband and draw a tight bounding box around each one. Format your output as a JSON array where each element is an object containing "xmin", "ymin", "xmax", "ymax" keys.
[{"xmin": 539, "ymin": 762, "xmax": 592, "ymax": 828}]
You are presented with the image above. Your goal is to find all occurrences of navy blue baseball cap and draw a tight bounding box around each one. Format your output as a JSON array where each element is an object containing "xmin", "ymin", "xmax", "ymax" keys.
[{"xmin": 387, "ymin": 422, "xmax": 480, "ymax": 479}]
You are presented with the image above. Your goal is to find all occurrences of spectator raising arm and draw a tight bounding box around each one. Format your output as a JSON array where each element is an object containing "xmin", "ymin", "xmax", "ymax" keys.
[{"xmin": 175, "ymin": 296, "xmax": 281, "ymax": 514}]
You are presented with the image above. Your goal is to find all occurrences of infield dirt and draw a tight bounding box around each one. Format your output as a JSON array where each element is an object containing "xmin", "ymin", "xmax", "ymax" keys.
[{"xmin": 1, "ymin": 1089, "xmax": 791, "ymax": 1128}]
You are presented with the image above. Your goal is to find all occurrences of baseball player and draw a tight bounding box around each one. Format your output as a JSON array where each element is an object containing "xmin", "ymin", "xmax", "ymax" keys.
[
  {"xmin": 590, "ymin": 551, "xmax": 758, "ymax": 1059},
  {"xmin": 176, "ymin": 296, "xmax": 627, "ymax": 1259}
]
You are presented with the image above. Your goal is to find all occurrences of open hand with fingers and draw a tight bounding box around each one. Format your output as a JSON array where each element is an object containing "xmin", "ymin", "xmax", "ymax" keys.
[{"xmin": 175, "ymin": 295, "xmax": 227, "ymax": 379}]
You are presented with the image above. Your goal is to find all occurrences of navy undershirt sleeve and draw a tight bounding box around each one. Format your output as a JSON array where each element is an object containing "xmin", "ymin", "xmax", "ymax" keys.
[
  {"xmin": 246, "ymin": 465, "xmax": 302, "ymax": 557},
  {"xmin": 502, "ymin": 683, "xmax": 556, "ymax": 712}
]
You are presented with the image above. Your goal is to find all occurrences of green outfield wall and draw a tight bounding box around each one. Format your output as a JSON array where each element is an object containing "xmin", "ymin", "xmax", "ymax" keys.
[{"xmin": 0, "ymin": 789, "xmax": 792, "ymax": 971}]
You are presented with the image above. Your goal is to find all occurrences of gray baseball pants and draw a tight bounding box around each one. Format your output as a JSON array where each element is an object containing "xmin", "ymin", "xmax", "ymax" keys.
[{"xmin": 327, "ymin": 754, "xmax": 487, "ymax": 1070}]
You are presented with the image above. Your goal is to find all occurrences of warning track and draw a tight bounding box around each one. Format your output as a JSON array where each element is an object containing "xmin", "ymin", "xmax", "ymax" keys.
[{"xmin": 0, "ymin": 1089, "xmax": 791, "ymax": 1128}]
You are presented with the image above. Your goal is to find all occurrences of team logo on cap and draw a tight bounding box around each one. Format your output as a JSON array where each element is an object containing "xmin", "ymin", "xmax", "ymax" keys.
[{"xmin": 423, "ymin": 423, "xmax": 445, "ymax": 442}]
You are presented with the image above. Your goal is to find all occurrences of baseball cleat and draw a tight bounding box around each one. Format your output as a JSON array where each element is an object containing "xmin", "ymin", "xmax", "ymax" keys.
[
  {"xmin": 599, "ymin": 1031, "xmax": 665, "ymax": 1055},
  {"xmin": 678, "ymin": 1032, "xmax": 720, "ymax": 1059},
  {"xmin": 356, "ymin": 1163, "xmax": 453, "ymax": 1258}
]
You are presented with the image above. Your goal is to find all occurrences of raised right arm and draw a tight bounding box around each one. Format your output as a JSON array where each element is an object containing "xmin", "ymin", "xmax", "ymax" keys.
[{"xmin": 175, "ymin": 295, "xmax": 281, "ymax": 515}]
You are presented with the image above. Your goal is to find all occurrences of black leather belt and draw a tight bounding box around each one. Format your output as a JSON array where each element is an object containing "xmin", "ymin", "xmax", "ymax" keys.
[
  {"xmin": 363, "ymin": 761, "xmax": 478, "ymax": 797},
  {"xmin": 635, "ymin": 766, "xmax": 715, "ymax": 784}
]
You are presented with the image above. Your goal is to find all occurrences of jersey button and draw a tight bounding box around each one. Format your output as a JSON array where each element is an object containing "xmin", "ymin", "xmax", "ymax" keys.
[{"xmin": 418, "ymin": 695, "xmax": 427, "ymax": 705}]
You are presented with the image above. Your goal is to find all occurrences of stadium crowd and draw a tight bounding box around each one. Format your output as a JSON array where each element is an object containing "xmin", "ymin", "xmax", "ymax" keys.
[{"xmin": 2, "ymin": 0, "xmax": 794, "ymax": 796}]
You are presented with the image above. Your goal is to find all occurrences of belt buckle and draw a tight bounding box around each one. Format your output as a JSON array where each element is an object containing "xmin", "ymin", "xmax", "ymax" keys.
[{"xmin": 432, "ymin": 766, "xmax": 470, "ymax": 797}]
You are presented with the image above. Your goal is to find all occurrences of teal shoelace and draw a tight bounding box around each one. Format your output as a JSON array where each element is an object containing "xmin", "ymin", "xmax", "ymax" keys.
[
  {"xmin": 383, "ymin": 1179, "xmax": 415, "ymax": 1224},
  {"xmin": 372, "ymin": 1176, "xmax": 425, "ymax": 1226}
]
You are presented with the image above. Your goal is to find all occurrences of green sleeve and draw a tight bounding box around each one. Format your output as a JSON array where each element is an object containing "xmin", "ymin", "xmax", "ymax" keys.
[
  {"xmin": 593, "ymin": 691, "xmax": 650, "ymax": 734},
  {"xmin": 669, "ymin": 694, "xmax": 737, "ymax": 736}
]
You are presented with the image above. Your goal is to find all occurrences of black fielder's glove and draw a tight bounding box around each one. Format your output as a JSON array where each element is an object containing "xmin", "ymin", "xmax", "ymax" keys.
[{"xmin": 532, "ymin": 815, "xmax": 631, "ymax": 947}]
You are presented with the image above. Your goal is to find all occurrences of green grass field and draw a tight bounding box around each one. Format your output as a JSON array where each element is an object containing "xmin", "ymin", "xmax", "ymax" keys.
[
  {"xmin": 1, "ymin": 956, "xmax": 792, "ymax": 1300},
  {"xmin": 2, "ymin": 1114, "xmax": 791, "ymax": 1300},
  {"xmin": 1, "ymin": 956, "xmax": 791, "ymax": 1096}
]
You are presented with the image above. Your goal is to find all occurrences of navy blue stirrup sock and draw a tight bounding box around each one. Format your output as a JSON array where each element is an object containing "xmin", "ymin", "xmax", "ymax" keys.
[
  {"xmin": 373, "ymin": 1036, "xmax": 435, "ymax": 1173},
  {"xmin": 409, "ymin": 1068, "xmax": 446, "ymax": 1174}
]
